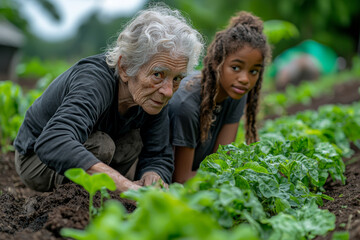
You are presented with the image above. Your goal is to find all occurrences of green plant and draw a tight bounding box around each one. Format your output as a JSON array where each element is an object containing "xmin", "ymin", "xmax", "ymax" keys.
[
  {"xmin": 263, "ymin": 20, "xmax": 299, "ymax": 45},
  {"xmin": 0, "ymin": 81, "xmax": 25, "ymax": 152},
  {"xmin": 61, "ymin": 187, "xmax": 260, "ymax": 240},
  {"xmin": 332, "ymin": 231, "xmax": 349, "ymax": 240},
  {"xmin": 64, "ymin": 168, "xmax": 116, "ymax": 219},
  {"xmin": 261, "ymin": 66, "xmax": 360, "ymax": 118},
  {"xmin": 61, "ymin": 101, "xmax": 359, "ymax": 240},
  {"xmin": 0, "ymin": 81, "xmax": 43, "ymax": 152},
  {"xmin": 260, "ymin": 102, "xmax": 360, "ymax": 158}
]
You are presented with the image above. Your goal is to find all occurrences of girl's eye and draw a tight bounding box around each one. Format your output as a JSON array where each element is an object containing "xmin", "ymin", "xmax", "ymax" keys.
[
  {"xmin": 250, "ymin": 69, "xmax": 260, "ymax": 75},
  {"xmin": 232, "ymin": 66, "xmax": 240, "ymax": 71}
]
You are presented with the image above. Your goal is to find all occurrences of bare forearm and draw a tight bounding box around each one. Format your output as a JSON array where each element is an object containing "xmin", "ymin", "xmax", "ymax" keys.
[
  {"xmin": 173, "ymin": 146, "xmax": 196, "ymax": 184},
  {"xmin": 87, "ymin": 162, "xmax": 141, "ymax": 192},
  {"xmin": 173, "ymin": 169, "xmax": 197, "ymax": 184}
]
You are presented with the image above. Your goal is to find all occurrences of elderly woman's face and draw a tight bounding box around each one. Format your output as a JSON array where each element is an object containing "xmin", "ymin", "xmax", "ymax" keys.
[{"xmin": 125, "ymin": 53, "xmax": 188, "ymax": 115}]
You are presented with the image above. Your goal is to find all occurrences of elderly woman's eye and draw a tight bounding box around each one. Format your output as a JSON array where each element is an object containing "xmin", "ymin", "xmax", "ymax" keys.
[
  {"xmin": 154, "ymin": 72, "xmax": 163, "ymax": 78},
  {"xmin": 173, "ymin": 76, "xmax": 183, "ymax": 84}
]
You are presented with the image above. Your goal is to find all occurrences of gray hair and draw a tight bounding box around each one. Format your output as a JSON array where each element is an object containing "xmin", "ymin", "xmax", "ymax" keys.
[{"xmin": 105, "ymin": 5, "xmax": 204, "ymax": 77}]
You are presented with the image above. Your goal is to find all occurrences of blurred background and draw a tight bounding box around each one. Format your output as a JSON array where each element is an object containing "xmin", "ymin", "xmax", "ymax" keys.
[
  {"xmin": 1, "ymin": 0, "xmax": 360, "ymax": 151},
  {"xmin": 1, "ymin": 0, "xmax": 360, "ymax": 70}
]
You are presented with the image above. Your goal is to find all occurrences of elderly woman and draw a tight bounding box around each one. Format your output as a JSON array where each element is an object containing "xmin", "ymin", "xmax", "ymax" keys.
[{"xmin": 13, "ymin": 6, "xmax": 203, "ymax": 192}]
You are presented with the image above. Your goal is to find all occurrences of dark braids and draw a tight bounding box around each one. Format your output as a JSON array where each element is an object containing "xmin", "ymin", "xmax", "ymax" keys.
[{"xmin": 199, "ymin": 11, "xmax": 272, "ymax": 144}]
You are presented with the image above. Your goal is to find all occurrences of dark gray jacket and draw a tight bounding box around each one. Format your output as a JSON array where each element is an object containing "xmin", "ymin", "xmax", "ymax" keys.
[{"xmin": 14, "ymin": 54, "xmax": 174, "ymax": 183}]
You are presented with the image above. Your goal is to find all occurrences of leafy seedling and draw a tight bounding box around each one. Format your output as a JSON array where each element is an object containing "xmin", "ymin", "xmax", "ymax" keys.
[{"xmin": 65, "ymin": 168, "xmax": 116, "ymax": 220}]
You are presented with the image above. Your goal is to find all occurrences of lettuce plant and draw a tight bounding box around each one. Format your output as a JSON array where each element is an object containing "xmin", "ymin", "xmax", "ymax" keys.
[{"xmin": 61, "ymin": 187, "xmax": 260, "ymax": 240}]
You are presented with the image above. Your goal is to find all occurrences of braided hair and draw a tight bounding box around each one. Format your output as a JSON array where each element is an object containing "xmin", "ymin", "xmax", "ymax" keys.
[{"xmin": 200, "ymin": 11, "xmax": 272, "ymax": 144}]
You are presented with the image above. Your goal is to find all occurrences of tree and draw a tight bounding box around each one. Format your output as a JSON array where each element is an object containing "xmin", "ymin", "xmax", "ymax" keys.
[{"xmin": 148, "ymin": 0, "xmax": 360, "ymax": 62}]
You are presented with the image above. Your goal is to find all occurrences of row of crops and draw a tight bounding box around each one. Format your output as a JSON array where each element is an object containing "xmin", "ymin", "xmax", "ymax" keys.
[
  {"xmin": 58, "ymin": 101, "xmax": 360, "ymax": 240},
  {"xmin": 261, "ymin": 56, "xmax": 360, "ymax": 117}
]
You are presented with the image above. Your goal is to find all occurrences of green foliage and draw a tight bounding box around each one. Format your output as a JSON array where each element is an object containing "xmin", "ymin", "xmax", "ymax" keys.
[
  {"xmin": 59, "ymin": 100, "xmax": 358, "ymax": 239},
  {"xmin": 0, "ymin": 81, "xmax": 42, "ymax": 152},
  {"xmin": 201, "ymin": 136, "xmax": 342, "ymax": 212},
  {"xmin": 0, "ymin": 0, "xmax": 28, "ymax": 31},
  {"xmin": 150, "ymin": 0, "xmax": 360, "ymax": 62},
  {"xmin": 16, "ymin": 58, "xmax": 70, "ymax": 90},
  {"xmin": 3, "ymin": 0, "xmax": 359, "ymax": 64},
  {"xmin": 264, "ymin": 20, "xmax": 299, "ymax": 45},
  {"xmin": 263, "ymin": 200, "xmax": 335, "ymax": 240},
  {"xmin": 261, "ymin": 65, "xmax": 360, "ymax": 117},
  {"xmin": 0, "ymin": 81, "xmax": 24, "ymax": 152},
  {"xmin": 61, "ymin": 189, "xmax": 259, "ymax": 240},
  {"xmin": 332, "ymin": 231, "xmax": 349, "ymax": 240},
  {"xmin": 260, "ymin": 102, "xmax": 360, "ymax": 158},
  {"xmin": 0, "ymin": 57, "xmax": 71, "ymax": 152},
  {"xmin": 352, "ymin": 55, "xmax": 360, "ymax": 76},
  {"xmin": 64, "ymin": 168, "xmax": 116, "ymax": 220}
]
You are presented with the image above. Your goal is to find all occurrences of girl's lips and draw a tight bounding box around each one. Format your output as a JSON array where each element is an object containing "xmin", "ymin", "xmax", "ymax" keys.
[{"xmin": 232, "ymin": 86, "xmax": 248, "ymax": 95}]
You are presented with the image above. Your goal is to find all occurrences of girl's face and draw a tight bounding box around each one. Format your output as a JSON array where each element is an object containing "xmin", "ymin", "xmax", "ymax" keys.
[{"xmin": 216, "ymin": 45, "xmax": 263, "ymax": 103}]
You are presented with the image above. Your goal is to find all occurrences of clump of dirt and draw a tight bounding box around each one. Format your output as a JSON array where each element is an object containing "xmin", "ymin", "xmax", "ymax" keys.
[{"xmin": 0, "ymin": 153, "xmax": 136, "ymax": 240}]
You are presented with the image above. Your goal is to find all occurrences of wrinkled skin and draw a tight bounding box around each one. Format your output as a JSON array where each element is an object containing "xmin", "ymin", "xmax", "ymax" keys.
[
  {"xmin": 216, "ymin": 45, "xmax": 263, "ymax": 103},
  {"xmin": 119, "ymin": 53, "xmax": 189, "ymax": 115},
  {"xmin": 104, "ymin": 52, "xmax": 188, "ymax": 191},
  {"xmin": 134, "ymin": 171, "xmax": 169, "ymax": 189}
]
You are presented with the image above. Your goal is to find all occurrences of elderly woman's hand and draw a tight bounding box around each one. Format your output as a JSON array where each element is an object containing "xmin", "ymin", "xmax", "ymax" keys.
[{"xmin": 136, "ymin": 171, "xmax": 168, "ymax": 189}]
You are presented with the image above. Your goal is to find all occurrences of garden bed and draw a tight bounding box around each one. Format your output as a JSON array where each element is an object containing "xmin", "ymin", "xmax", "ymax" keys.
[
  {"xmin": 0, "ymin": 146, "xmax": 359, "ymax": 240},
  {"xmin": 0, "ymin": 79, "xmax": 359, "ymax": 240}
]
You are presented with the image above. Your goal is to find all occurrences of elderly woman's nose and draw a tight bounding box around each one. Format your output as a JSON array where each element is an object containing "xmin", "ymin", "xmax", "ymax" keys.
[{"xmin": 159, "ymin": 78, "xmax": 174, "ymax": 97}]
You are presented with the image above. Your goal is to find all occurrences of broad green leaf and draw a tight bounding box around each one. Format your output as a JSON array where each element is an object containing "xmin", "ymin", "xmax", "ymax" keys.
[
  {"xmin": 65, "ymin": 168, "xmax": 116, "ymax": 195},
  {"xmin": 236, "ymin": 162, "xmax": 269, "ymax": 174},
  {"xmin": 258, "ymin": 179, "xmax": 279, "ymax": 199},
  {"xmin": 275, "ymin": 198, "xmax": 291, "ymax": 213}
]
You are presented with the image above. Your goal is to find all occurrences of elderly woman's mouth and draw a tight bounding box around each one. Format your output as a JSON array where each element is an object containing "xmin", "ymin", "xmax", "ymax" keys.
[{"xmin": 151, "ymin": 99, "xmax": 165, "ymax": 106}]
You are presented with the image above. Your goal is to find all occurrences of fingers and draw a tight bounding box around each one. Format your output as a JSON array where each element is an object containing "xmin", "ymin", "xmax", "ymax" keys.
[
  {"xmin": 133, "ymin": 179, "xmax": 144, "ymax": 186},
  {"xmin": 141, "ymin": 171, "xmax": 168, "ymax": 188},
  {"xmin": 120, "ymin": 180, "xmax": 142, "ymax": 191},
  {"xmin": 143, "ymin": 173, "xmax": 160, "ymax": 186},
  {"xmin": 161, "ymin": 182, "xmax": 169, "ymax": 189}
]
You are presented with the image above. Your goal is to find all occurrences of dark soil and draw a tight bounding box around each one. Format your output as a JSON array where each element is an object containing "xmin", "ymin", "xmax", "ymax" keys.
[
  {"xmin": 286, "ymin": 80, "xmax": 360, "ymax": 115},
  {"xmin": 315, "ymin": 146, "xmax": 360, "ymax": 240},
  {"xmin": 0, "ymin": 152, "xmax": 136, "ymax": 240},
  {"xmin": 0, "ymin": 79, "xmax": 359, "ymax": 240}
]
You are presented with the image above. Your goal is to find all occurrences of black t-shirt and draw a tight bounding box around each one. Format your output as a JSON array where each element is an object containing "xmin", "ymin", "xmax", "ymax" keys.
[
  {"xmin": 14, "ymin": 54, "xmax": 174, "ymax": 183},
  {"xmin": 168, "ymin": 73, "xmax": 247, "ymax": 170}
]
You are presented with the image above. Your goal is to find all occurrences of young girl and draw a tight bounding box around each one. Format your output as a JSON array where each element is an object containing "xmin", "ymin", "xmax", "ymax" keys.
[{"xmin": 168, "ymin": 11, "xmax": 272, "ymax": 183}]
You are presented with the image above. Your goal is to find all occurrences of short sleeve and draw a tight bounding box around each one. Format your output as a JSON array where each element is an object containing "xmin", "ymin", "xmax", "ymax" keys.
[
  {"xmin": 168, "ymin": 80, "xmax": 201, "ymax": 149},
  {"xmin": 223, "ymin": 94, "xmax": 247, "ymax": 124}
]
